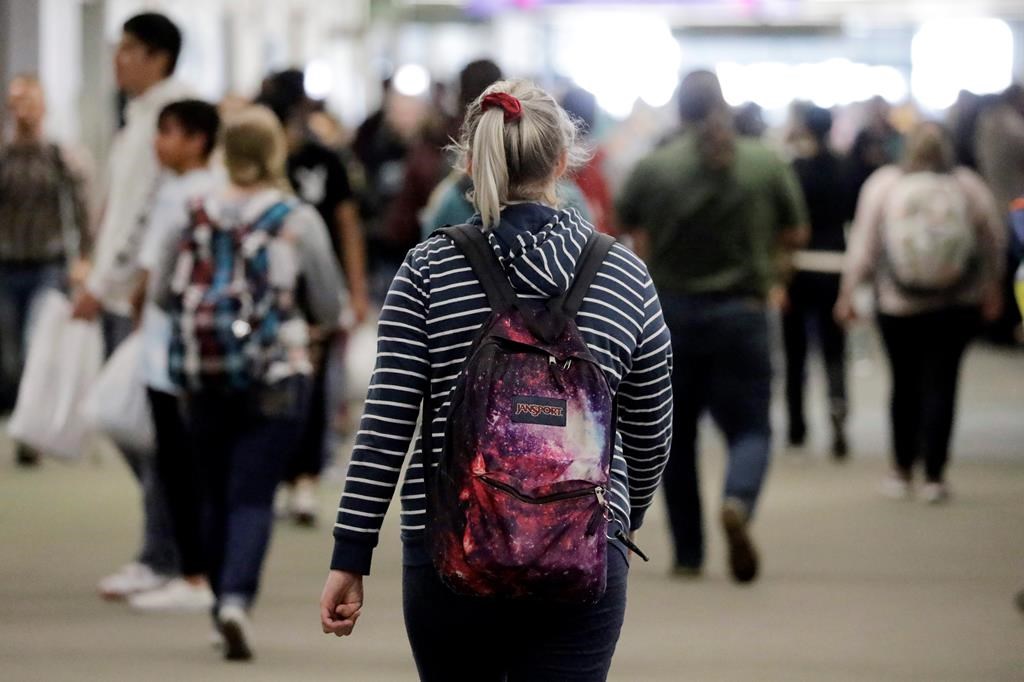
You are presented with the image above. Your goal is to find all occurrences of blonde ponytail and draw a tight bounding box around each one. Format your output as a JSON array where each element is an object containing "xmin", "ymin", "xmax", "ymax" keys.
[
  {"xmin": 455, "ymin": 79, "xmax": 588, "ymax": 230},
  {"xmin": 471, "ymin": 107, "xmax": 510, "ymax": 228}
]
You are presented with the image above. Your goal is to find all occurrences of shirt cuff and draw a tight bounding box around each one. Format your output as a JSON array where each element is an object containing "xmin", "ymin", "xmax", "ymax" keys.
[
  {"xmin": 629, "ymin": 507, "xmax": 649, "ymax": 532},
  {"xmin": 330, "ymin": 537, "xmax": 375, "ymax": 575}
]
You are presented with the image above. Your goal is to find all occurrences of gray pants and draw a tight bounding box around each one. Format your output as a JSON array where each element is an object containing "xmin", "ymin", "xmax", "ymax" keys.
[{"xmin": 103, "ymin": 312, "xmax": 179, "ymax": 575}]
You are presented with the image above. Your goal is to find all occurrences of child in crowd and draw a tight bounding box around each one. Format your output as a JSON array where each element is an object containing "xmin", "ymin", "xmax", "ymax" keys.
[
  {"xmin": 129, "ymin": 99, "xmax": 222, "ymax": 612},
  {"xmin": 157, "ymin": 105, "xmax": 346, "ymax": 661}
]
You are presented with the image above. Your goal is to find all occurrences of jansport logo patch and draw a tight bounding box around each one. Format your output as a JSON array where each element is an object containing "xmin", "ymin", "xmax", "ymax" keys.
[{"xmin": 512, "ymin": 396, "xmax": 568, "ymax": 427}]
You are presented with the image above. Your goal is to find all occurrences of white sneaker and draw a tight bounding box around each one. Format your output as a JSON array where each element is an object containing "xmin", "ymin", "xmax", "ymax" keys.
[
  {"xmin": 129, "ymin": 578, "xmax": 215, "ymax": 612},
  {"xmin": 218, "ymin": 603, "xmax": 253, "ymax": 661},
  {"xmin": 273, "ymin": 486, "xmax": 290, "ymax": 520},
  {"xmin": 98, "ymin": 563, "xmax": 170, "ymax": 600},
  {"xmin": 291, "ymin": 482, "xmax": 318, "ymax": 527},
  {"xmin": 922, "ymin": 482, "xmax": 951, "ymax": 505},
  {"xmin": 880, "ymin": 474, "xmax": 913, "ymax": 500}
]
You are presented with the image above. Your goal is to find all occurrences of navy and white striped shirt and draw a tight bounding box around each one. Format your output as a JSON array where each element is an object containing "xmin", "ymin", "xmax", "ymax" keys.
[{"xmin": 331, "ymin": 203, "xmax": 673, "ymax": 574}]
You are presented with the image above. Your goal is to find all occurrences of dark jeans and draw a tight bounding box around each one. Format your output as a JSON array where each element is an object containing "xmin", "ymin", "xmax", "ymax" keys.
[
  {"xmin": 403, "ymin": 547, "xmax": 629, "ymax": 682},
  {"xmin": 782, "ymin": 272, "xmax": 847, "ymax": 431},
  {"xmin": 878, "ymin": 307, "xmax": 979, "ymax": 483},
  {"xmin": 188, "ymin": 377, "xmax": 310, "ymax": 607},
  {"xmin": 104, "ymin": 311, "xmax": 179, "ymax": 575},
  {"xmin": 148, "ymin": 389, "xmax": 205, "ymax": 578},
  {"xmin": 660, "ymin": 295, "xmax": 773, "ymax": 569},
  {"xmin": 0, "ymin": 261, "xmax": 65, "ymax": 410}
]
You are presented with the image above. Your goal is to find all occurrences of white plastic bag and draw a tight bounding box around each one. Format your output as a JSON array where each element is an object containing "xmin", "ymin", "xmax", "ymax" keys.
[
  {"xmin": 81, "ymin": 331, "xmax": 155, "ymax": 455},
  {"xmin": 344, "ymin": 322, "xmax": 377, "ymax": 402},
  {"xmin": 8, "ymin": 290, "xmax": 104, "ymax": 460}
]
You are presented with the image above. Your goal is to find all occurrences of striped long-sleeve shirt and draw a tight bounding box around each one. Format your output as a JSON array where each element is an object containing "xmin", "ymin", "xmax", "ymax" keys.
[{"xmin": 331, "ymin": 203, "xmax": 673, "ymax": 574}]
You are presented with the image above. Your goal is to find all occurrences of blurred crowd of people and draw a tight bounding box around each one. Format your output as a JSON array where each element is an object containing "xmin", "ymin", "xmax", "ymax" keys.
[{"xmin": 1, "ymin": 8, "xmax": 1022, "ymax": 669}]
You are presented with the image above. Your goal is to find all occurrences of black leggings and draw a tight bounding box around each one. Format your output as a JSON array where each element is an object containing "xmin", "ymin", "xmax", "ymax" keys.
[
  {"xmin": 403, "ymin": 547, "xmax": 629, "ymax": 682},
  {"xmin": 878, "ymin": 307, "xmax": 979, "ymax": 483},
  {"xmin": 783, "ymin": 272, "xmax": 847, "ymax": 429}
]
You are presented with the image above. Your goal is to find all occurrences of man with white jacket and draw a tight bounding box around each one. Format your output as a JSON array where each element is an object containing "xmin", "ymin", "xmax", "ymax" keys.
[{"xmin": 72, "ymin": 12, "xmax": 192, "ymax": 600}]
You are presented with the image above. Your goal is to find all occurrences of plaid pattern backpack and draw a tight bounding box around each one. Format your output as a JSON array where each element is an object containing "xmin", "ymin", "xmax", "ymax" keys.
[
  {"xmin": 168, "ymin": 198, "xmax": 299, "ymax": 391},
  {"xmin": 424, "ymin": 224, "xmax": 642, "ymax": 605}
]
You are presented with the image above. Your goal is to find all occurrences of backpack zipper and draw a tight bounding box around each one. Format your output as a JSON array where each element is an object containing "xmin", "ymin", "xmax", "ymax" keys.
[{"xmin": 480, "ymin": 475, "xmax": 603, "ymax": 504}]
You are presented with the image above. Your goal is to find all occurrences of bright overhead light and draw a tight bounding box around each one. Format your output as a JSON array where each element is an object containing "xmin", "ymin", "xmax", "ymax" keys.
[
  {"xmin": 554, "ymin": 14, "xmax": 681, "ymax": 119},
  {"xmin": 304, "ymin": 60, "xmax": 333, "ymax": 99},
  {"xmin": 716, "ymin": 60, "xmax": 908, "ymax": 111},
  {"xmin": 393, "ymin": 63, "xmax": 431, "ymax": 97},
  {"xmin": 912, "ymin": 18, "xmax": 1014, "ymax": 111}
]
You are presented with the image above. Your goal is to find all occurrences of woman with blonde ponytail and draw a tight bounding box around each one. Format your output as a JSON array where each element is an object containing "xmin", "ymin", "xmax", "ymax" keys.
[{"xmin": 322, "ymin": 80, "xmax": 673, "ymax": 681}]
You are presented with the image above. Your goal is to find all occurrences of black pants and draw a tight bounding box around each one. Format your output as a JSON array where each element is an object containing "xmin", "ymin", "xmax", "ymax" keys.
[
  {"xmin": 782, "ymin": 272, "xmax": 847, "ymax": 432},
  {"xmin": 285, "ymin": 339, "xmax": 331, "ymax": 482},
  {"xmin": 148, "ymin": 388, "xmax": 206, "ymax": 578},
  {"xmin": 403, "ymin": 548, "xmax": 628, "ymax": 682},
  {"xmin": 878, "ymin": 307, "xmax": 979, "ymax": 483}
]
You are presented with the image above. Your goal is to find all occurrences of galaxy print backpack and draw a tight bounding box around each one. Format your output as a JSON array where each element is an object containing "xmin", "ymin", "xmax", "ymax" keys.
[{"xmin": 424, "ymin": 224, "xmax": 618, "ymax": 604}]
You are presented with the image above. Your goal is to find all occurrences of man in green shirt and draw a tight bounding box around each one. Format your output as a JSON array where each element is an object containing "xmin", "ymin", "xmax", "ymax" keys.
[{"xmin": 618, "ymin": 70, "xmax": 808, "ymax": 584}]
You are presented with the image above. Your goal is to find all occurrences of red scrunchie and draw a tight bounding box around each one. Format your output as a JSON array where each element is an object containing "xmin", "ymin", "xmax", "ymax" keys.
[{"xmin": 481, "ymin": 92, "xmax": 523, "ymax": 122}]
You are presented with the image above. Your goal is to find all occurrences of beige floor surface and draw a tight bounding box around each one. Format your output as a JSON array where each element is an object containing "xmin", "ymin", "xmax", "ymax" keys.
[{"xmin": 1, "ymin": 340, "xmax": 1022, "ymax": 681}]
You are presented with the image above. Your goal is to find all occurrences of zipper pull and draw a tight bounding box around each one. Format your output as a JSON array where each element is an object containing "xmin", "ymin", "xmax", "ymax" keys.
[
  {"xmin": 548, "ymin": 355, "xmax": 556, "ymax": 366},
  {"xmin": 615, "ymin": 529, "xmax": 650, "ymax": 562}
]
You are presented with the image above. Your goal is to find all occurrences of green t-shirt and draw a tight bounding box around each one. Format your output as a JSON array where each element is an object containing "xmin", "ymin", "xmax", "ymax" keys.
[{"xmin": 617, "ymin": 133, "xmax": 808, "ymax": 298}]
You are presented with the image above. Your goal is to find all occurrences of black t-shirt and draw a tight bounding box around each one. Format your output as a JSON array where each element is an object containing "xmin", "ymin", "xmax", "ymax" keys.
[
  {"xmin": 287, "ymin": 141, "xmax": 354, "ymax": 262},
  {"xmin": 792, "ymin": 151, "xmax": 853, "ymax": 253}
]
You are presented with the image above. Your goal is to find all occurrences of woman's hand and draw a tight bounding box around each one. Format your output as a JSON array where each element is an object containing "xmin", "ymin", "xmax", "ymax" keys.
[{"xmin": 320, "ymin": 570, "xmax": 364, "ymax": 637}]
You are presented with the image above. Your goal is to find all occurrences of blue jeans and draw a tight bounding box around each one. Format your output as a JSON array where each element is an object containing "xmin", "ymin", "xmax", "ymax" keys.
[
  {"xmin": 0, "ymin": 262, "xmax": 65, "ymax": 409},
  {"xmin": 403, "ymin": 546, "xmax": 629, "ymax": 682},
  {"xmin": 659, "ymin": 294, "xmax": 773, "ymax": 568},
  {"xmin": 188, "ymin": 377, "xmax": 311, "ymax": 608}
]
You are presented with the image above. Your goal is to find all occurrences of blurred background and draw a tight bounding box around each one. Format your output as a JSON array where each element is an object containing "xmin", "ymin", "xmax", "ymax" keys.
[
  {"xmin": 2, "ymin": 0, "xmax": 1023, "ymax": 174},
  {"xmin": 1, "ymin": 2, "xmax": 1023, "ymax": 680}
]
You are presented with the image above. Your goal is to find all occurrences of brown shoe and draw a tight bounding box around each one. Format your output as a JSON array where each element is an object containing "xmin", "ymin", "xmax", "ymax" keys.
[{"xmin": 721, "ymin": 500, "xmax": 759, "ymax": 584}]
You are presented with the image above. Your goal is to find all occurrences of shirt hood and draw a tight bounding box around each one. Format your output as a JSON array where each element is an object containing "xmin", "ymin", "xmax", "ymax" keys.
[{"xmin": 470, "ymin": 203, "xmax": 595, "ymax": 298}]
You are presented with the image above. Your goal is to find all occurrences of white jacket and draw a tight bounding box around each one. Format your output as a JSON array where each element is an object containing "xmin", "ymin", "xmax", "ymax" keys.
[{"xmin": 87, "ymin": 78, "xmax": 192, "ymax": 315}]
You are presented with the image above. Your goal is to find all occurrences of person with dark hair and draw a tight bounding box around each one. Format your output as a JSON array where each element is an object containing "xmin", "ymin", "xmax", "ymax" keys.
[
  {"xmin": 618, "ymin": 70, "xmax": 809, "ymax": 584},
  {"xmin": 734, "ymin": 102, "xmax": 767, "ymax": 139},
  {"xmin": 783, "ymin": 105, "xmax": 855, "ymax": 457},
  {"xmin": 836, "ymin": 122, "xmax": 1006, "ymax": 503},
  {"xmin": 352, "ymin": 78, "xmax": 408, "ymax": 301},
  {"xmin": 71, "ymin": 12, "xmax": 193, "ymax": 601},
  {"xmin": 0, "ymin": 75, "xmax": 93, "ymax": 465},
  {"xmin": 384, "ymin": 60, "xmax": 503, "ymax": 259},
  {"xmin": 129, "ymin": 99, "xmax": 221, "ymax": 612},
  {"xmin": 256, "ymin": 70, "xmax": 369, "ymax": 527}
]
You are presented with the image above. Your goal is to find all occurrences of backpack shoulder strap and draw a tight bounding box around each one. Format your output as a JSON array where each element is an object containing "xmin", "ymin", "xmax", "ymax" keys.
[
  {"xmin": 438, "ymin": 224, "xmax": 518, "ymax": 312},
  {"xmin": 560, "ymin": 232, "xmax": 616, "ymax": 319},
  {"xmin": 251, "ymin": 199, "xmax": 295, "ymax": 235}
]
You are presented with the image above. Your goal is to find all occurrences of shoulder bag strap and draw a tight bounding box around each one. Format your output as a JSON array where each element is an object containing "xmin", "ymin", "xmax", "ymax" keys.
[{"xmin": 558, "ymin": 232, "xmax": 616, "ymax": 319}]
